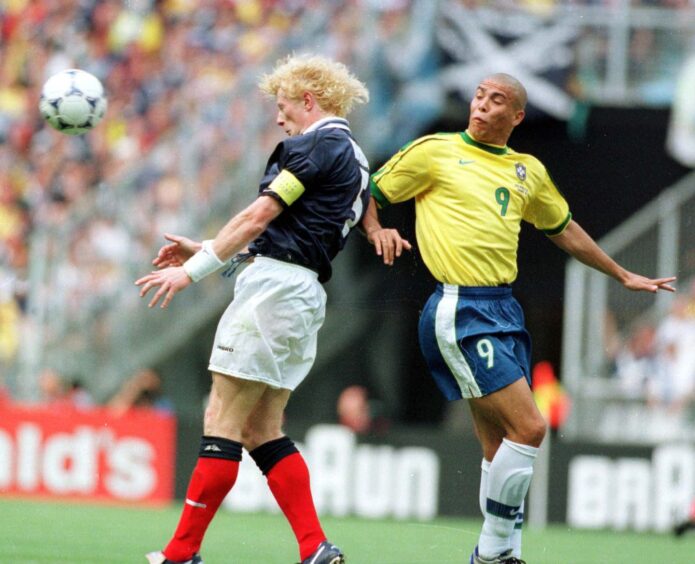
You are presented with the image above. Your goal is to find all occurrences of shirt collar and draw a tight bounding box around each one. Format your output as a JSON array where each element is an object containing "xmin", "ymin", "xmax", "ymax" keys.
[
  {"xmin": 461, "ymin": 130, "xmax": 509, "ymax": 155},
  {"xmin": 303, "ymin": 116, "xmax": 349, "ymax": 134}
]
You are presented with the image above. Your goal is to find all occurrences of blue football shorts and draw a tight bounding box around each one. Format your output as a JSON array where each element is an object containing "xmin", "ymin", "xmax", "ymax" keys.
[{"xmin": 418, "ymin": 284, "xmax": 532, "ymax": 401}]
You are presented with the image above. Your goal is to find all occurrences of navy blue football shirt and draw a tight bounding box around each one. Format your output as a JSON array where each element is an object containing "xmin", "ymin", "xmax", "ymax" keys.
[{"xmin": 249, "ymin": 117, "xmax": 370, "ymax": 282}]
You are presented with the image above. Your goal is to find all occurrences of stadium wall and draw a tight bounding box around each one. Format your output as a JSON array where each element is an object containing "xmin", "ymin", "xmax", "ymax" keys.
[
  {"xmin": 0, "ymin": 402, "xmax": 175, "ymax": 505},
  {"xmin": 224, "ymin": 424, "xmax": 693, "ymax": 532},
  {"xmin": 2, "ymin": 406, "xmax": 691, "ymax": 532}
]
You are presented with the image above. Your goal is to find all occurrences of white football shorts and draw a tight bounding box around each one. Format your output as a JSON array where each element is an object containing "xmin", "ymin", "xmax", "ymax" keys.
[{"xmin": 208, "ymin": 257, "xmax": 327, "ymax": 390}]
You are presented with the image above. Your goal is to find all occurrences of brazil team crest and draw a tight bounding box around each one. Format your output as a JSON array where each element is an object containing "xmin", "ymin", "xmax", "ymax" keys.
[{"xmin": 515, "ymin": 163, "xmax": 527, "ymax": 181}]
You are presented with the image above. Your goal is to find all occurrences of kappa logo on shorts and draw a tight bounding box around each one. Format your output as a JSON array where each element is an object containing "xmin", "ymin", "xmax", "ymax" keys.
[{"xmin": 216, "ymin": 344, "xmax": 234, "ymax": 352}]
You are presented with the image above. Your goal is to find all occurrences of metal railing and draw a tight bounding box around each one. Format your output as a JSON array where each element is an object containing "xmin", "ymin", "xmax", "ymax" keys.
[{"xmin": 562, "ymin": 171, "xmax": 695, "ymax": 443}]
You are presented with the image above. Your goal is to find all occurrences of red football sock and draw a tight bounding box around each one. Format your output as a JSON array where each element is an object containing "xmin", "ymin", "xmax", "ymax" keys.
[
  {"xmin": 163, "ymin": 457, "xmax": 239, "ymax": 561},
  {"xmin": 267, "ymin": 452, "xmax": 326, "ymax": 560}
]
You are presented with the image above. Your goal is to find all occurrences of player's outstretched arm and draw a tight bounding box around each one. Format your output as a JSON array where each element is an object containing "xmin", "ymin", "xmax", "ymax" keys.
[
  {"xmin": 136, "ymin": 196, "xmax": 284, "ymax": 309},
  {"xmin": 550, "ymin": 219, "xmax": 676, "ymax": 293},
  {"xmin": 360, "ymin": 196, "xmax": 412, "ymax": 266}
]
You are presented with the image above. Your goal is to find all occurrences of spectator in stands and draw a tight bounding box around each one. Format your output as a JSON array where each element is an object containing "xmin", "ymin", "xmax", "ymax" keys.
[
  {"xmin": 337, "ymin": 385, "xmax": 372, "ymax": 434},
  {"xmin": 0, "ymin": 374, "xmax": 10, "ymax": 405},
  {"xmin": 674, "ymin": 498, "xmax": 695, "ymax": 537},
  {"xmin": 37, "ymin": 367, "xmax": 71, "ymax": 408},
  {"xmin": 107, "ymin": 367, "xmax": 173, "ymax": 416},
  {"xmin": 36, "ymin": 367, "xmax": 94, "ymax": 410},
  {"xmin": 67, "ymin": 378, "xmax": 95, "ymax": 409},
  {"xmin": 336, "ymin": 385, "xmax": 390, "ymax": 435},
  {"xmin": 650, "ymin": 294, "xmax": 695, "ymax": 412},
  {"xmin": 0, "ymin": 269, "xmax": 22, "ymax": 369},
  {"xmin": 614, "ymin": 321, "xmax": 660, "ymax": 398}
]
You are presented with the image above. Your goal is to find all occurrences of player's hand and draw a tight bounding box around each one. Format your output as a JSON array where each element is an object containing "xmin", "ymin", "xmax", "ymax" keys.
[
  {"xmin": 367, "ymin": 228, "xmax": 412, "ymax": 266},
  {"xmin": 152, "ymin": 233, "xmax": 202, "ymax": 269},
  {"xmin": 135, "ymin": 266, "xmax": 192, "ymax": 308},
  {"xmin": 623, "ymin": 273, "xmax": 676, "ymax": 293}
]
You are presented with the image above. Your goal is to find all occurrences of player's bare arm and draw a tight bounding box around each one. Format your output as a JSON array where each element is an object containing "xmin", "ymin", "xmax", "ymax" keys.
[
  {"xmin": 209, "ymin": 195, "xmax": 283, "ymax": 261},
  {"xmin": 360, "ymin": 196, "xmax": 411, "ymax": 265},
  {"xmin": 137, "ymin": 196, "xmax": 283, "ymax": 309},
  {"xmin": 550, "ymin": 219, "xmax": 676, "ymax": 293}
]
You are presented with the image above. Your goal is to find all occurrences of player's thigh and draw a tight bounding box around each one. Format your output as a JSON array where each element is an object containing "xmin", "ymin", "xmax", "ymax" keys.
[
  {"xmin": 242, "ymin": 386, "xmax": 292, "ymax": 450},
  {"xmin": 204, "ymin": 372, "xmax": 268, "ymax": 439},
  {"xmin": 469, "ymin": 377, "xmax": 546, "ymax": 449}
]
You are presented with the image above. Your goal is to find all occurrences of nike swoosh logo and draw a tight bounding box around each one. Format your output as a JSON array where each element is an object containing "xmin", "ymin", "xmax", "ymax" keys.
[{"xmin": 459, "ymin": 159, "xmax": 475, "ymax": 166}]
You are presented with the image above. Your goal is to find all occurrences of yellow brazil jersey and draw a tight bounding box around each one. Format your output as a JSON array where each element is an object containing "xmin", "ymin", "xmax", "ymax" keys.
[{"xmin": 370, "ymin": 130, "xmax": 571, "ymax": 286}]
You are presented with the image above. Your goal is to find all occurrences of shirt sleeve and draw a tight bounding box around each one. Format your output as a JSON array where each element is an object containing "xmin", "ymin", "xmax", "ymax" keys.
[
  {"xmin": 259, "ymin": 136, "xmax": 321, "ymax": 206},
  {"xmin": 370, "ymin": 139, "xmax": 433, "ymax": 207},
  {"xmin": 281, "ymin": 137, "xmax": 322, "ymax": 187},
  {"xmin": 523, "ymin": 167, "xmax": 572, "ymax": 235}
]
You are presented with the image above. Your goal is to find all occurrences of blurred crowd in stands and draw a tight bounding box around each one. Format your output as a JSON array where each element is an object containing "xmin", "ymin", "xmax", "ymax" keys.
[
  {"xmin": 608, "ymin": 279, "xmax": 695, "ymax": 419},
  {"xmin": 5, "ymin": 363, "xmax": 174, "ymax": 415},
  {"xmin": 2, "ymin": 0, "xmax": 695, "ymax": 414},
  {"xmin": 0, "ymin": 0, "xmax": 442, "ymax": 402}
]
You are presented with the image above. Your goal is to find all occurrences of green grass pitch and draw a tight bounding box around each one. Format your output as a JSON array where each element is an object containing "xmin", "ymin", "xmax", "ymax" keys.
[{"xmin": 0, "ymin": 499, "xmax": 692, "ymax": 563}]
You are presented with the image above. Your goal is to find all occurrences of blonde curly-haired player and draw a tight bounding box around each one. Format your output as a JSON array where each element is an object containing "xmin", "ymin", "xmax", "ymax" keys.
[{"xmin": 137, "ymin": 54, "xmax": 391, "ymax": 564}]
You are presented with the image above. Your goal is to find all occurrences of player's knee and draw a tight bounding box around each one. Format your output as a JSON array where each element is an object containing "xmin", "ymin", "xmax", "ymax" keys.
[
  {"xmin": 242, "ymin": 424, "xmax": 283, "ymax": 451},
  {"xmin": 240, "ymin": 425, "xmax": 256, "ymax": 449},
  {"xmin": 519, "ymin": 417, "xmax": 546, "ymax": 447},
  {"xmin": 203, "ymin": 403, "xmax": 241, "ymax": 438},
  {"xmin": 508, "ymin": 415, "xmax": 546, "ymax": 447}
]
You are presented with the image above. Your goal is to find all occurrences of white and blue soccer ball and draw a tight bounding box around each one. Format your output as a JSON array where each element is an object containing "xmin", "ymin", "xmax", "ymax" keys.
[{"xmin": 39, "ymin": 69, "xmax": 108, "ymax": 136}]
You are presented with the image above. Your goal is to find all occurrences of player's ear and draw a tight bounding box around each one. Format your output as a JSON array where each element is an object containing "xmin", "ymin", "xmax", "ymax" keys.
[
  {"xmin": 303, "ymin": 91, "xmax": 315, "ymax": 112},
  {"xmin": 512, "ymin": 109, "xmax": 525, "ymax": 127}
]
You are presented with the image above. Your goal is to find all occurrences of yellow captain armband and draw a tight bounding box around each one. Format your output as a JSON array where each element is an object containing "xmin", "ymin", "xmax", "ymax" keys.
[{"xmin": 269, "ymin": 169, "xmax": 305, "ymax": 205}]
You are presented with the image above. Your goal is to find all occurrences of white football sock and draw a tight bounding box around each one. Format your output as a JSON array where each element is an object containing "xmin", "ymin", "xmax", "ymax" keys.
[
  {"xmin": 478, "ymin": 439, "xmax": 537, "ymax": 559},
  {"xmin": 511, "ymin": 499, "xmax": 524, "ymax": 558},
  {"xmin": 479, "ymin": 458, "xmax": 490, "ymax": 517}
]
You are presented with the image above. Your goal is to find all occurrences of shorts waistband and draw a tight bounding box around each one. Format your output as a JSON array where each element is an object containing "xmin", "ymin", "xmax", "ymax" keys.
[
  {"xmin": 438, "ymin": 283, "xmax": 512, "ymax": 298},
  {"xmin": 254, "ymin": 256, "xmax": 319, "ymax": 279}
]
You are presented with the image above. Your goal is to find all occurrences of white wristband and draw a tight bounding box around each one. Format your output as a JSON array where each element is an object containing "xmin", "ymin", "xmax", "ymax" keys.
[{"xmin": 183, "ymin": 240, "xmax": 226, "ymax": 282}]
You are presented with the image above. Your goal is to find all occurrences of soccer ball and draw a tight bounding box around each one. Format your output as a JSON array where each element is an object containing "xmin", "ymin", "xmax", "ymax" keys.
[{"xmin": 39, "ymin": 69, "xmax": 108, "ymax": 136}]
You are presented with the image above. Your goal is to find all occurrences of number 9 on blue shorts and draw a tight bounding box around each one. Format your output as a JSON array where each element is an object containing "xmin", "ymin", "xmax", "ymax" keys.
[{"xmin": 418, "ymin": 284, "xmax": 532, "ymax": 400}]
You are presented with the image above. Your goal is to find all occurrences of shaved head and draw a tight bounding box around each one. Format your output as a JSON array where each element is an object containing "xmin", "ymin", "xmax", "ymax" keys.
[
  {"xmin": 481, "ymin": 73, "xmax": 527, "ymax": 111},
  {"xmin": 468, "ymin": 73, "xmax": 527, "ymax": 145}
]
